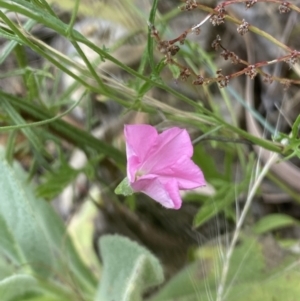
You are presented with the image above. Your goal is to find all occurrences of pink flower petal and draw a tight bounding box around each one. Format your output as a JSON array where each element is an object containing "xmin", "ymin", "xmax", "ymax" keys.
[
  {"xmin": 127, "ymin": 156, "xmax": 140, "ymax": 183},
  {"xmin": 141, "ymin": 127, "xmax": 193, "ymax": 174},
  {"xmin": 124, "ymin": 124, "xmax": 158, "ymax": 182},
  {"xmin": 124, "ymin": 124, "xmax": 157, "ymax": 162},
  {"xmin": 158, "ymin": 155, "xmax": 206, "ymax": 189},
  {"xmin": 131, "ymin": 176, "xmax": 182, "ymax": 209}
]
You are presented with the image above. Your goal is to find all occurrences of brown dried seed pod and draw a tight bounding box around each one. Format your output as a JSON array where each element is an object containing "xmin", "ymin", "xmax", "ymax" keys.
[
  {"xmin": 157, "ymin": 40, "xmax": 170, "ymax": 54},
  {"xmin": 237, "ymin": 19, "xmax": 250, "ymax": 35},
  {"xmin": 218, "ymin": 76, "xmax": 230, "ymax": 88},
  {"xmin": 263, "ymin": 74, "xmax": 273, "ymax": 84},
  {"xmin": 245, "ymin": 65, "xmax": 257, "ymax": 79},
  {"xmin": 169, "ymin": 45, "xmax": 180, "ymax": 56},
  {"xmin": 192, "ymin": 75, "xmax": 204, "ymax": 85},
  {"xmin": 210, "ymin": 14, "xmax": 225, "ymax": 26},
  {"xmin": 182, "ymin": 0, "xmax": 198, "ymax": 11},
  {"xmin": 245, "ymin": 0, "xmax": 257, "ymax": 9},
  {"xmin": 278, "ymin": 2, "xmax": 291, "ymax": 14},
  {"xmin": 179, "ymin": 68, "xmax": 191, "ymax": 81},
  {"xmin": 211, "ymin": 35, "xmax": 222, "ymax": 50}
]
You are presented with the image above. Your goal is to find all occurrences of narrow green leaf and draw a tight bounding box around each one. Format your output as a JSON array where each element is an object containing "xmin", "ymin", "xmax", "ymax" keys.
[
  {"xmin": 147, "ymin": 0, "xmax": 159, "ymax": 71},
  {"xmin": 193, "ymin": 156, "xmax": 254, "ymax": 227},
  {"xmin": 0, "ymin": 67, "xmax": 53, "ymax": 79},
  {"xmin": 31, "ymin": 0, "xmax": 57, "ymax": 16},
  {"xmin": 193, "ymin": 144, "xmax": 223, "ymax": 180},
  {"xmin": 0, "ymin": 91, "xmax": 125, "ymax": 166},
  {"xmin": 36, "ymin": 163, "xmax": 80, "ymax": 200},
  {"xmin": 193, "ymin": 183, "xmax": 232, "ymax": 227},
  {"xmin": 115, "ymin": 177, "xmax": 134, "ymax": 196},
  {"xmin": 96, "ymin": 235, "xmax": 164, "ymax": 301},
  {"xmin": 253, "ymin": 213, "xmax": 299, "ymax": 234},
  {"xmin": 1, "ymin": 99, "xmax": 50, "ymax": 167},
  {"xmin": 291, "ymin": 114, "xmax": 300, "ymax": 139},
  {"xmin": 66, "ymin": 0, "xmax": 79, "ymax": 35},
  {"xmin": 12, "ymin": 45, "xmax": 42, "ymax": 108},
  {"xmin": 0, "ymin": 19, "xmax": 36, "ymax": 65},
  {"xmin": 4, "ymin": 130, "xmax": 16, "ymax": 164}
]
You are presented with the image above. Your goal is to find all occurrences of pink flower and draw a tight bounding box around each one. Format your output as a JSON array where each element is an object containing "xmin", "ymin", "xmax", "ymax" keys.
[{"xmin": 124, "ymin": 124, "xmax": 206, "ymax": 209}]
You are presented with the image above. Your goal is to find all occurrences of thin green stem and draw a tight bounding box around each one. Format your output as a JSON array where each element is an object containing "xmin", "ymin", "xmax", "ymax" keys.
[
  {"xmin": 0, "ymin": 10, "xmax": 98, "ymax": 94},
  {"xmin": 66, "ymin": 0, "xmax": 79, "ymax": 36},
  {"xmin": 0, "ymin": 91, "xmax": 86, "ymax": 131},
  {"xmin": 0, "ymin": 90, "xmax": 125, "ymax": 166},
  {"xmin": 0, "ymin": 18, "xmax": 36, "ymax": 64},
  {"xmin": 216, "ymin": 153, "xmax": 277, "ymax": 301},
  {"xmin": 148, "ymin": 0, "xmax": 159, "ymax": 71},
  {"xmin": 32, "ymin": 0, "xmax": 57, "ymax": 17},
  {"xmin": 71, "ymin": 40, "xmax": 108, "ymax": 92}
]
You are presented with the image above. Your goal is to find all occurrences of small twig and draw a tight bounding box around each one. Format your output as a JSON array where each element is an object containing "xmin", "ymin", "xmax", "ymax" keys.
[
  {"xmin": 153, "ymin": 1, "xmax": 300, "ymax": 88},
  {"xmin": 195, "ymin": 136, "xmax": 254, "ymax": 146}
]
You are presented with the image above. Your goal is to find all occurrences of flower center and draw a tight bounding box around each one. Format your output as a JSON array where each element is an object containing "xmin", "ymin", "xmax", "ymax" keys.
[{"xmin": 135, "ymin": 169, "xmax": 146, "ymax": 181}]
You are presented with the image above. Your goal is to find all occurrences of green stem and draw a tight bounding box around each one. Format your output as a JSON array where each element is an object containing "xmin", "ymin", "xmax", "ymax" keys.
[
  {"xmin": 66, "ymin": 0, "xmax": 79, "ymax": 36},
  {"xmin": 0, "ymin": 90, "xmax": 126, "ymax": 166},
  {"xmin": 0, "ymin": 90, "xmax": 85, "ymax": 131},
  {"xmin": 147, "ymin": 0, "xmax": 159, "ymax": 71},
  {"xmin": 71, "ymin": 40, "xmax": 108, "ymax": 92},
  {"xmin": 0, "ymin": 0, "xmax": 286, "ymax": 154},
  {"xmin": 0, "ymin": 18, "xmax": 36, "ymax": 64},
  {"xmin": 0, "ymin": 11, "xmax": 99, "ymax": 93}
]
